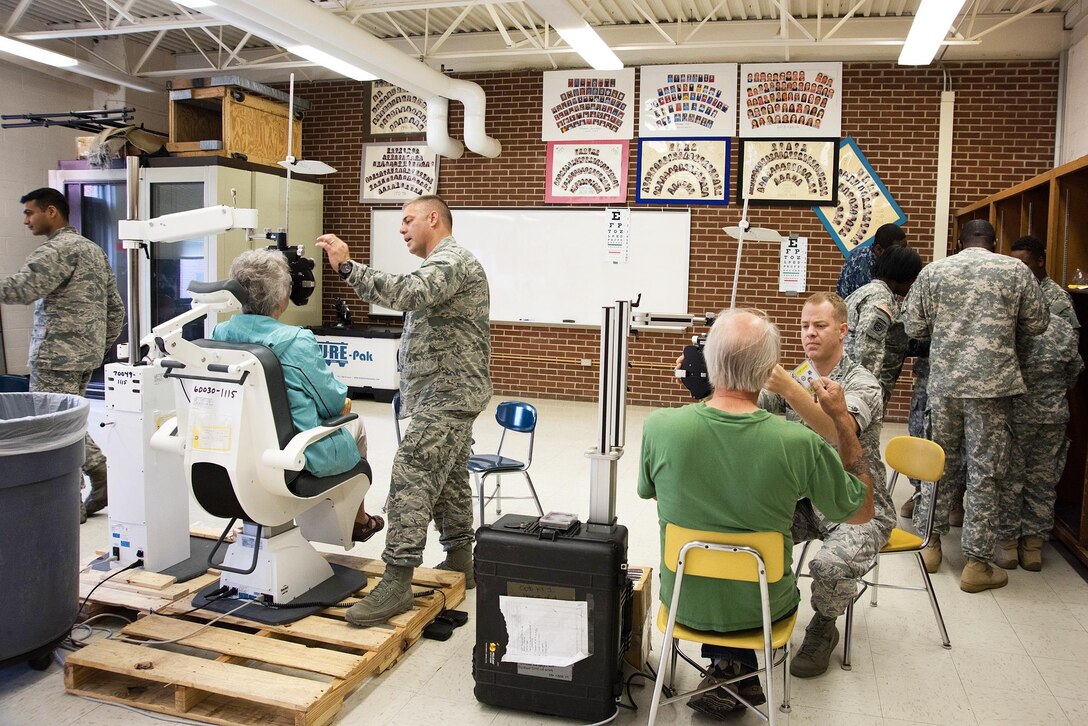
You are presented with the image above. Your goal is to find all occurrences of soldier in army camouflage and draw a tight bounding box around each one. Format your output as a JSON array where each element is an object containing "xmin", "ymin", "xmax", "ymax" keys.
[
  {"xmin": 844, "ymin": 245, "xmax": 922, "ymax": 404},
  {"xmin": 2, "ymin": 187, "xmax": 125, "ymax": 524},
  {"xmin": 1011, "ymin": 235, "xmax": 1079, "ymax": 331},
  {"xmin": 995, "ymin": 308, "xmax": 1083, "ymax": 572},
  {"xmin": 904, "ymin": 219, "xmax": 1048, "ymax": 593},
  {"xmin": 835, "ymin": 222, "xmax": 908, "ymax": 299},
  {"xmin": 759, "ymin": 292, "xmax": 891, "ymax": 678},
  {"xmin": 317, "ymin": 195, "xmax": 491, "ymax": 627}
]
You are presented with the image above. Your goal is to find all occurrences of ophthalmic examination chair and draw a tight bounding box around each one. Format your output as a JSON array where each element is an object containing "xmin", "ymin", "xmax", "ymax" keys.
[{"xmin": 150, "ymin": 281, "xmax": 372, "ymax": 625}]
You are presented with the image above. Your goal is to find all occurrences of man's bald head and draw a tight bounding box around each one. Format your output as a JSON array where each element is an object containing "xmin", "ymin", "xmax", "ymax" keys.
[
  {"xmin": 704, "ymin": 309, "xmax": 780, "ymax": 394},
  {"xmin": 959, "ymin": 219, "xmax": 996, "ymax": 251}
]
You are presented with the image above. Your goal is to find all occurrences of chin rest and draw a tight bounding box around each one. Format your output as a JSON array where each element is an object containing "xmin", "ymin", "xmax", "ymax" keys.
[{"xmin": 151, "ymin": 335, "xmax": 371, "ymax": 608}]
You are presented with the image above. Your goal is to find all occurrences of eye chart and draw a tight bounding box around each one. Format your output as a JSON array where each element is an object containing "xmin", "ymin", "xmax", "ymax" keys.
[{"xmin": 779, "ymin": 235, "xmax": 807, "ymax": 294}]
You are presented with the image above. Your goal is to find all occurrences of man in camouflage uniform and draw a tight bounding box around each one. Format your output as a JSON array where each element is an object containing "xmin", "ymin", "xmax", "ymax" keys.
[
  {"xmin": 759, "ymin": 292, "xmax": 891, "ymax": 678},
  {"xmin": 317, "ymin": 195, "xmax": 491, "ymax": 626},
  {"xmin": 904, "ymin": 219, "xmax": 1048, "ymax": 592},
  {"xmin": 2, "ymin": 187, "xmax": 125, "ymax": 523},
  {"xmin": 994, "ymin": 307, "xmax": 1083, "ymax": 572},
  {"xmin": 900, "ymin": 344, "xmax": 930, "ymax": 518},
  {"xmin": 1011, "ymin": 235, "xmax": 1079, "ymax": 331},
  {"xmin": 835, "ymin": 222, "xmax": 907, "ymax": 299},
  {"xmin": 844, "ymin": 245, "xmax": 922, "ymax": 404}
]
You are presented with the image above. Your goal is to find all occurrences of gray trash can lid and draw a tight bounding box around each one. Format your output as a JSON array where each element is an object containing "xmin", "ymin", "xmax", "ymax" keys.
[{"xmin": 0, "ymin": 393, "xmax": 89, "ymax": 455}]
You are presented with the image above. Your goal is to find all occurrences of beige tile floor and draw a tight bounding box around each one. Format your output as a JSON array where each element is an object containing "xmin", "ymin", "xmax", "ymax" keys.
[{"xmin": 2, "ymin": 395, "xmax": 1087, "ymax": 725}]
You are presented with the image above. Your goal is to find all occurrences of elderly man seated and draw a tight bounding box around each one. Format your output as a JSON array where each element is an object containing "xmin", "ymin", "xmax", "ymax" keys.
[
  {"xmin": 212, "ymin": 248, "xmax": 384, "ymax": 543},
  {"xmin": 641, "ymin": 309, "xmax": 874, "ymax": 720}
]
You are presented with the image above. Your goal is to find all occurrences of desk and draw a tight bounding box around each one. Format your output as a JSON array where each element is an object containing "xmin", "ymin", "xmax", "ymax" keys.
[{"xmin": 311, "ymin": 327, "xmax": 401, "ymax": 402}]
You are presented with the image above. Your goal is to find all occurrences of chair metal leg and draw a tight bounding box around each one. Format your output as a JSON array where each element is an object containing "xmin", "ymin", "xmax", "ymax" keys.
[
  {"xmin": 647, "ymin": 631, "xmax": 676, "ymax": 726},
  {"xmin": 475, "ymin": 473, "xmax": 487, "ymax": 525},
  {"xmin": 916, "ymin": 551, "xmax": 952, "ymax": 649},
  {"xmin": 763, "ymin": 635, "xmax": 777, "ymax": 726},
  {"xmin": 841, "ymin": 598, "xmax": 854, "ymax": 671},
  {"xmin": 869, "ymin": 553, "xmax": 881, "ymax": 607},
  {"xmin": 495, "ymin": 474, "xmax": 503, "ymax": 515},
  {"xmin": 780, "ymin": 641, "xmax": 792, "ymax": 714},
  {"xmin": 668, "ymin": 641, "xmax": 679, "ymax": 690},
  {"xmin": 523, "ymin": 471, "xmax": 544, "ymax": 516},
  {"xmin": 795, "ymin": 540, "xmax": 813, "ymax": 574}
]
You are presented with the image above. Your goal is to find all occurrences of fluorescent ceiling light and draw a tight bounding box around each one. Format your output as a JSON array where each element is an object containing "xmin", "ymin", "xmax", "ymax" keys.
[
  {"xmin": 898, "ymin": 0, "xmax": 968, "ymax": 65},
  {"xmin": 288, "ymin": 44, "xmax": 378, "ymax": 82},
  {"xmin": 0, "ymin": 36, "xmax": 78, "ymax": 67},
  {"xmin": 175, "ymin": 0, "xmax": 216, "ymax": 8},
  {"xmin": 553, "ymin": 26, "xmax": 623, "ymax": 71}
]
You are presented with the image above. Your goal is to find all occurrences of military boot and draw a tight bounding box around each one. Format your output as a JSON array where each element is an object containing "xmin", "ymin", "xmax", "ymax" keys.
[
  {"xmin": 1018, "ymin": 535, "xmax": 1045, "ymax": 572},
  {"xmin": 346, "ymin": 565, "xmax": 414, "ymax": 627},
  {"xmin": 960, "ymin": 558, "xmax": 1009, "ymax": 593},
  {"xmin": 948, "ymin": 496, "xmax": 965, "ymax": 527},
  {"xmin": 899, "ymin": 496, "xmax": 916, "ymax": 518},
  {"xmin": 79, "ymin": 500, "xmax": 87, "ymax": 525},
  {"xmin": 921, "ymin": 537, "xmax": 942, "ymax": 574},
  {"xmin": 789, "ymin": 614, "xmax": 839, "ymax": 678},
  {"xmin": 435, "ymin": 544, "xmax": 475, "ymax": 589},
  {"xmin": 994, "ymin": 538, "xmax": 1019, "ymax": 570},
  {"xmin": 84, "ymin": 463, "xmax": 109, "ymax": 515}
]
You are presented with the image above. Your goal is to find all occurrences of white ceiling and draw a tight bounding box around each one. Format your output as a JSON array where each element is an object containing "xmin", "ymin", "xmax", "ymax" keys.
[{"xmin": 1, "ymin": 0, "xmax": 1085, "ymax": 89}]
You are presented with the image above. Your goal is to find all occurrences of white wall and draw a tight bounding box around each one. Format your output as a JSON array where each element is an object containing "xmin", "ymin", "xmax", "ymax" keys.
[
  {"xmin": 0, "ymin": 57, "xmax": 168, "ymax": 375},
  {"xmin": 1062, "ymin": 14, "xmax": 1088, "ymax": 165}
]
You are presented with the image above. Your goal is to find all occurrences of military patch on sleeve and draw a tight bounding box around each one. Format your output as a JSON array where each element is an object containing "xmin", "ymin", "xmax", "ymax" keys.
[{"xmin": 865, "ymin": 305, "xmax": 893, "ymax": 339}]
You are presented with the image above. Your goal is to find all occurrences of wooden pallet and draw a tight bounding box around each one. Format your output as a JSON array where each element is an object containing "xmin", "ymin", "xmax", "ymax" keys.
[{"xmin": 65, "ymin": 556, "xmax": 465, "ymax": 726}]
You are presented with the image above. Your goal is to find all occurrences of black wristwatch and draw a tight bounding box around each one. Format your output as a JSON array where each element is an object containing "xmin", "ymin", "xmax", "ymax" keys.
[{"xmin": 338, "ymin": 260, "xmax": 354, "ymax": 279}]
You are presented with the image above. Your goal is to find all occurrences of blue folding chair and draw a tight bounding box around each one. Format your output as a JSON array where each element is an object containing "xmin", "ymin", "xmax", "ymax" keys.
[{"xmin": 468, "ymin": 401, "xmax": 542, "ymax": 525}]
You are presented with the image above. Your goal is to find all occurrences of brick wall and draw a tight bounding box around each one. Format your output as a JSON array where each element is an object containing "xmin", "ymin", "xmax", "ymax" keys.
[{"xmin": 299, "ymin": 60, "xmax": 1059, "ymax": 421}]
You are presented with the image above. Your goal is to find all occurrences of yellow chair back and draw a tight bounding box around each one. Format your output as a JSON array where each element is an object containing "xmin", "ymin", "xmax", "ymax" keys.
[
  {"xmin": 663, "ymin": 524, "xmax": 785, "ymax": 583},
  {"xmin": 885, "ymin": 435, "xmax": 945, "ymax": 483}
]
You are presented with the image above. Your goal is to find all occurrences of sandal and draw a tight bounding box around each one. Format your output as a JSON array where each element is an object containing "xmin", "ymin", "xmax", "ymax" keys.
[{"xmin": 352, "ymin": 514, "xmax": 385, "ymax": 543}]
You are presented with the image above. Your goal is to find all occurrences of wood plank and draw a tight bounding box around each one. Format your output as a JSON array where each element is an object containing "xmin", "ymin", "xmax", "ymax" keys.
[
  {"xmin": 323, "ymin": 553, "xmax": 464, "ymax": 589},
  {"xmin": 124, "ymin": 571, "xmax": 178, "ymax": 590},
  {"xmin": 122, "ymin": 615, "xmax": 363, "ymax": 679},
  {"xmin": 65, "ymin": 640, "xmax": 328, "ymax": 711}
]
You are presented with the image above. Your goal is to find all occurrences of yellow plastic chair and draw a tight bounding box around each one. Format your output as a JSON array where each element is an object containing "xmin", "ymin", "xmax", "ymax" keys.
[
  {"xmin": 647, "ymin": 524, "xmax": 798, "ymax": 726},
  {"xmin": 795, "ymin": 435, "xmax": 950, "ymax": 670}
]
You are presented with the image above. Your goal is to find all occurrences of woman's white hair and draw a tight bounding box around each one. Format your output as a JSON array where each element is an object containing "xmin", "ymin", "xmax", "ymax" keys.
[
  {"xmin": 229, "ymin": 248, "xmax": 291, "ymax": 317},
  {"xmin": 704, "ymin": 308, "xmax": 780, "ymax": 393}
]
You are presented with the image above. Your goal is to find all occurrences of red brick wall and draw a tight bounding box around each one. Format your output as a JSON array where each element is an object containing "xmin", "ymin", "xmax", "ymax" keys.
[{"xmin": 300, "ymin": 60, "xmax": 1058, "ymax": 421}]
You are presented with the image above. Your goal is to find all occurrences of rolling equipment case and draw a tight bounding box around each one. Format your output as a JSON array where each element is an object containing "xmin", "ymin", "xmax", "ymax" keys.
[{"xmin": 473, "ymin": 513, "xmax": 631, "ymax": 722}]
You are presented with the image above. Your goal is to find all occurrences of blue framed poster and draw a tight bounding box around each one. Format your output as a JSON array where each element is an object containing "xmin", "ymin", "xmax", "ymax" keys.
[
  {"xmin": 636, "ymin": 137, "xmax": 730, "ymax": 206},
  {"xmin": 814, "ymin": 136, "xmax": 907, "ymax": 257}
]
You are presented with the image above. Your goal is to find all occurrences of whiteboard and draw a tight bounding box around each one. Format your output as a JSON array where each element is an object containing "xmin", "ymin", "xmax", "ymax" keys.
[{"xmin": 369, "ymin": 208, "xmax": 690, "ymax": 325}]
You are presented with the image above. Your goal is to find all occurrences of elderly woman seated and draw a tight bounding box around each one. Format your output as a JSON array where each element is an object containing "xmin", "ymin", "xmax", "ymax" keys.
[{"xmin": 212, "ymin": 248, "xmax": 383, "ymax": 543}]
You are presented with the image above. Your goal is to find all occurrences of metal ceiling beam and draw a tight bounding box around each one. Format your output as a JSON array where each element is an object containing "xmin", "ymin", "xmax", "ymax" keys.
[{"xmin": 16, "ymin": 17, "xmax": 230, "ymax": 40}]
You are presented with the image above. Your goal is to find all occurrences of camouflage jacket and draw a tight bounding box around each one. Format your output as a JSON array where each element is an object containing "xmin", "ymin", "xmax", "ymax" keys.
[
  {"xmin": 903, "ymin": 247, "xmax": 1048, "ymax": 398},
  {"xmin": 845, "ymin": 279, "xmax": 908, "ymax": 402},
  {"xmin": 759, "ymin": 354, "xmax": 893, "ymax": 530},
  {"xmin": 836, "ymin": 244, "xmax": 874, "ymax": 299},
  {"xmin": 1039, "ymin": 276, "xmax": 1079, "ymax": 330},
  {"xmin": 0, "ymin": 226, "xmax": 125, "ymax": 370},
  {"xmin": 346, "ymin": 236, "xmax": 491, "ymax": 417},
  {"xmin": 1013, "ymin": 312, "xmax": 1084, "ymax": 424}
]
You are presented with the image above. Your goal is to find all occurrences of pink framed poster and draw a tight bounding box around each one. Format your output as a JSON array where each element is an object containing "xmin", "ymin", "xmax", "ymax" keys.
[{"xmin": 545, "ymin": 140, "xmax": 629, "ymax": 204}]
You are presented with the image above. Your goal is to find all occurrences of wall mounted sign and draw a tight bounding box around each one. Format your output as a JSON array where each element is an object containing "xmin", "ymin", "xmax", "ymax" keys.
[
  {"xmin": 813, "ymin": 136, "xmax": 908, "ymax": 257},
  {"xmin": 739, "ymin": 62, "xmax": 842, "ymax": 138},
  {"xmin": 738, "ymin": 137, "xmax": 838, "ymax": 205},
  {"xmin": 638, "ymin": 63, "xmax": 737, "ymax": 138},
  {"xmin": 359, "ymin": 142, "xmax": 439, "ymax": 203},
  {"xmin": 368, "ymin": 81, "xmax": 427, "ymax": 135},
  {"xmin": 636, "ymin": 138, "xmax": 730, "ymax": 206},
  {"xmin": 542, "ymin": 68, "xmax": 636, "ymax": 141},
  {"xmin": 545, "ymin": 140, "xmax": 629, "ymax": 204}
]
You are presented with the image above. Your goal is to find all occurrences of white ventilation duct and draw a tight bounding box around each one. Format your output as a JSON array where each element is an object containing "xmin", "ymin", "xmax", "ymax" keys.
[{"xmin": 201, "ymin": 0, "xmax": 500, "ymax": 158}]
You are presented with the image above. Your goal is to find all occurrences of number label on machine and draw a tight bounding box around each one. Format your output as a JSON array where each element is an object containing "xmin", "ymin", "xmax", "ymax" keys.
[{"xmin": 190, "ymin": 383, "xmax": 243, "ymax": 452}]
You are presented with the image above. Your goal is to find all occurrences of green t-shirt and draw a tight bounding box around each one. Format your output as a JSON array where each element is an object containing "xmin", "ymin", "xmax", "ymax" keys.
[{"xmin": 637, "ymin": 403, "xmax": 866, "ymax": 632}]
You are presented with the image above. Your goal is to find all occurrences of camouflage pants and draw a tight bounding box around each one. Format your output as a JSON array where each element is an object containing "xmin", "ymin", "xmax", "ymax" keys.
[
  {"xmin": 29, "ymin": 366, "xmax": 103, "ymax": 473},
  {"xmin": 907, "ymin": 357, "xmax": 929, "ymax": 492},
  {"xmin": 998, "ymin": 422, "xmax": 1069, "ymax": 540},
  {"xmin": 915, "ymin": 395, "xmax": 1011, "ymax": 561},
  {"xmin": 792, "ymin": 500, "xmax": 892, "ymax": 619},
  {"xmin": 382, "ymin": 410, "xmax": 476, "ymax": 568}
]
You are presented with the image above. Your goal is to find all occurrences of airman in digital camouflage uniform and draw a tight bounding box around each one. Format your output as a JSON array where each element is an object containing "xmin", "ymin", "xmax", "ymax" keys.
[
  {"xmin": 904, "ymin": 219, "xmax": 1048, "ymax": 593},
  {"xmin": 835, "ymin": 222, "xmax": 907, "ymax": 300},
  {"xmin": 2, "ymin": 188, "xmax": 125, "ymax": 524},
  {"xmin": 1011, "ymin": 235, "xmax": 1079, "ymax": 331},
  {"xmin": 759, "ymin": 292, "xmax": 890, "ymax": 678},
  {"xmin": 844, "ymin": 245, "xmax": 923, "ymax": 404},
  {"xmin": 994, "ymin": 304, "xmax": 1083, "ymax": 572},
  {"xmin": 317, "ymin": 195, "xmax": 491, "ymax": 626}
]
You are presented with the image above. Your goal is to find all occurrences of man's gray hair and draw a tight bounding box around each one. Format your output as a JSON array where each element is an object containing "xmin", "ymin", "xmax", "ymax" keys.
[
  {"xmin": 229, "ymin": 248, "xmax": 291, "ymax": 317},
  {"xmin": 704, "ymin": 309, "xmax": 780, "ymax": 394}
]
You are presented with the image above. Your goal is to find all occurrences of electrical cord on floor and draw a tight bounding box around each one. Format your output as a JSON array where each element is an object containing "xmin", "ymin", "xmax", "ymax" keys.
[
  {"xmin": 584, "ymin": 706, "xmax": 619, "ymax": 725},
  {"xmin": 621, "ymin": 662, "xmax": 674, "ymax": 712},
  {"xmin": 66, "ymin": 560, "xmax": 143, "ymax": 649}
]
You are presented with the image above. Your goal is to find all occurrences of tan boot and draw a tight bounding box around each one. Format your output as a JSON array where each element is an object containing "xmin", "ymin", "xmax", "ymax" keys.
[
  {"xmin": 899, "ymin": 496, "xmax": 916, "ymax": 518},
  {"xmin": 921, "ymin": 537, "xmax": 942, "ymax": 574},
  {"xmin": 960, "ymin": 558, "xmax": 1009, "ymax": 593},
  {"xmin": 1018, "ymin": 536, "xmax": 1044, "ymax": 572},
  {"xmin": 948, "ymin": 496, "xmax": 964, "ymax": 527},
  {"xmin": 994, "ymin": 539, "xmax": 1019, "ymax": 570},
  {"xmin": 84, "ymin": 462, "xmax": 108, "ymax": 515}
]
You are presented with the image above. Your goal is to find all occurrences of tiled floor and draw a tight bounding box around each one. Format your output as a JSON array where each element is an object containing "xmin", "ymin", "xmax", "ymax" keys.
[{"xmin": 2, "ymin": 395, "xmax": 1087, "ymax": 725}]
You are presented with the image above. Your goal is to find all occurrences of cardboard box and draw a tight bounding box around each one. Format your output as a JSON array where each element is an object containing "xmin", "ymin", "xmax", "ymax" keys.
[{"xmin": 625, "ymin": 565, "xmax": 653, "ymax": 671}]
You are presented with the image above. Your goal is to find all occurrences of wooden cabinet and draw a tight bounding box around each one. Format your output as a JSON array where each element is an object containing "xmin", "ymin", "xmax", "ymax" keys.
[{"xmin": 955, "ymin": 154, "xmax": 1088, "ymax": 565}]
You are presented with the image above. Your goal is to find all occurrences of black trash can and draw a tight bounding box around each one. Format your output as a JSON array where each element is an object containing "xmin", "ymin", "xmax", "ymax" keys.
[{"xmin": 0, "ymin": 392, "xmax": 88, "ymax": 671}]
